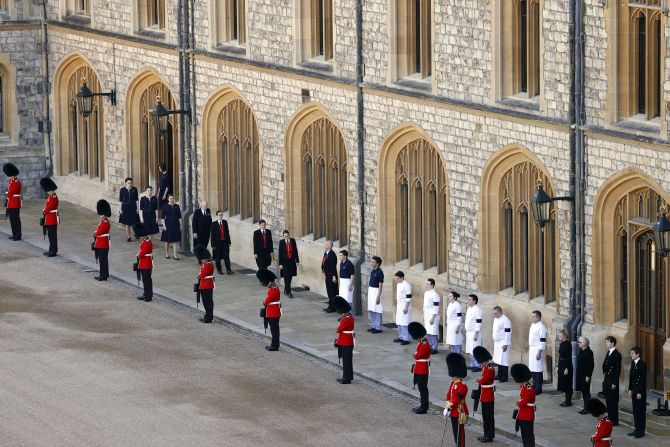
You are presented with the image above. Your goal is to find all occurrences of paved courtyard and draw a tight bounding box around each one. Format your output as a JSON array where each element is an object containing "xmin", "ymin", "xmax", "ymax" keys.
[{"xmin": 0, "ymin": 200, "xmax": 664, "ymax": 446}]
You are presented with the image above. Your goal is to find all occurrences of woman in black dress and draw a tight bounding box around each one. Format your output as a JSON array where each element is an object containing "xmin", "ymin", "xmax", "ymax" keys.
[
  {"xmin": 576, "ymin": 336, "xmax": 595, "ymax": 414},
  {"xmin": 557, "ymin": 329, "xmax": 574, "ymax": 407},
  {"xmin": 119, "ymin": 177, "xmax": 139, "ymax": 242},
  {"xmin": 161, "ymin": 194, "xmax": 182, "ymax": 259},
  {"xmin": 157, "ymin": 163, "xmax": 172, "ymax": 210},
  {"xmin": 140, "ymin": 186, "xmax": 159, "ymax": 238}
]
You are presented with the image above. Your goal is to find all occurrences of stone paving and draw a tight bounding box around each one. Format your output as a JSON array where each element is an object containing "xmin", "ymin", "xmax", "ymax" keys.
[{"xmin": 1, "ymin": 200, "xmax": 663, "ymax": 447}]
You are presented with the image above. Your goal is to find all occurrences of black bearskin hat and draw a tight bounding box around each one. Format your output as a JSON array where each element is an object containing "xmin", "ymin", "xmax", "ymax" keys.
[
  {"xmin": 256, "ymin": 269, "xmax": 277, "ymax": 286},
  {"xmin": 96, "ymin": 199, "xmax": 112, "ymax": 217},
  {"xmin": 585, "ymin": 398, "xmax": 608, "ymax": 418},
  {"xmin": 40, "ymin": 177, "xmax": 58, "ymax": 192},
  {"xmin": 3, "ymin": 163, "xmax": 18, "ymax": 177},
  {"xmin": 132, "ymin": 222, "xmax": 150, "ymax": 238},
  {"xmin": 511, "ymin": 363, "xmax": 532, "ymax": 383},
  {"xmin": 473, "ymin": 346, "xmax": 493, "ymax": 364},
  {"xmin": 446, "ymin": 353, "xmax": 467, "ymax": 378},
  {"xmin": 333, "ymin": 295, "xmax": 352, "ymax": 314},
  {"xmin": 408, "ymin": 322, "xmax": 427, "ymax": 340},
  {"xmin": 194, "ymin": 245, "xmax": 212, "ymax": 262}
]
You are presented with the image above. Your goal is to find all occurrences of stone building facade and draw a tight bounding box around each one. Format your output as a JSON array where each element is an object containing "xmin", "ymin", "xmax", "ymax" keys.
[{"xmin": 1, "ymin": 0, "xmax": 670, "ymax": 398}]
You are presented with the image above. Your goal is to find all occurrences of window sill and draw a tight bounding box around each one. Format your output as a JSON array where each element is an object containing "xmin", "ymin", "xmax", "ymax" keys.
[
  {"xmin": 137, "ymin": 28, "xmax": 166, "ymax": 39},
  {"xmin": 0, "ymin": 11, "xmax": 12, "ymax": 21},
  {"xmin": 0, "ymin": 134, "xmax": 15, "ymax": 147},
  {"xmin": 615, "ymin": 115, "xmax": 660, "ymax": 135},
  {"xmin": 214, "ymin": 43, "xmax": 247, "ymax": 56},
  {"xmin": 498, "ymin": 96, "xmax": 541, "ymax": 112},
  {"xmin": 395, "ymin": 76, "xmax": 432, "ymax": 92},
  {"xmin": 299, "ymin": 58, "xmax": 334, "ymax": 73},
  {"xmin": 63, "ymin": 13, "xmax": 91, "ymax": 26}
]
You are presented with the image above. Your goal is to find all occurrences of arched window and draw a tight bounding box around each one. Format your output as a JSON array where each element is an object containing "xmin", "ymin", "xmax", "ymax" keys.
[
  {"xmin": 216, "ymin": 98, "xmax": 260, "ymax": 220},
  {"xmin": 65, "ymin": 66, "xmax": 104, "ymax": 179},
  {"xmin": 394, "ymin": 138, "xmax": 447, "ymax": 273},
  {"xmin": 498, "ymin": 161, "xmax": 556, "ymax": 302},
  {"xmin": 301, "ymin": 118, "xmax": 347, "ymax": 245}
]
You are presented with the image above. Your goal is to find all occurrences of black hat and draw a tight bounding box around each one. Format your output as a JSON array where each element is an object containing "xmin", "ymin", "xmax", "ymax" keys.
[
  {"xmin": 40, "ymin": 177, "xmax": 58, "ymax": 192},
  {"xmin": 408, "ymin": 322, "xmax": 427, "ymax": 340},
  {"xmin": 132, "ymin": 222, "xmax": 150, "ymax": 238},
  {"xmin": 3, "ymin": 163, "xmax": 18, "ymax": 177},
  {"xmin": 96, "ymin": 199, "xmax": 112, "ymax": 217},
  {"xmin": 193, "ymin": 245, "xmax": 212, "ymax": 262},
  {"xmin": 256, "ymin": 269, "xmax": 276, "ymax": 286},
  {"xmin": 446, "ymin": 353, "xmax": 467, "ymax": 378},
  {"xmin": 333, "ymin": 295, "xmax": 352, "ymax": 314},
  {"xmin": 511, "ymin": 363, "xmax": 532, "ymax": 383},
  {"xmin": 585, "ymin": 398, "xmax": 607, "ymax": 418},
  {"xmin": 473, "ymin": 346, "xmax": 492, "ymax": 364}
]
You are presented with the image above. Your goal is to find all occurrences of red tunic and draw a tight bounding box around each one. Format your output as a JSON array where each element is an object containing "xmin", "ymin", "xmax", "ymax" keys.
[
  {"xmin": 198, "ymin": 261, "xmax": 215, "ymax": 290},
  {"xmin": 336, "ymin": 314, "xmax": 355, "ymax": 346},
  {"xmin": 591, "ymin": 417, "xmax": 613, "ymax": 447},
  {"xmin": 6, "ymin": 178, "xmax": 21, "ymax": 209},
  {"xmin": 263, "ymin": 286, "xmax": 281, "ymax": 318},
  {"xmin": 94, "ymin": 219, "xmax": 111, "ymax": 249},
  {"xmin": 42, "ymin": 194, "xmax": 59, "ymax": 226},
  {"xmin": 137, "ymin": 238, "xmax": 153, "ymax": 270},
  {"xmin": 413, "ymin": 339, "xmax": 431, "ymax": 375},
  {"xmin": 516, "ymin": 383, "xmax": 536, "ymax": 421},
  {"xmin": 445, "ymin": 380, "xmax": 469, "ymax": 418},
  {"xmin": 476, "ymin": 364, "xmax": 496, "ymax": 403}
]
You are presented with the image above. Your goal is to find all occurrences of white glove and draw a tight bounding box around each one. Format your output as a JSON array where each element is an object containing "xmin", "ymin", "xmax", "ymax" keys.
[{"xmin": 443, "ymin": 408, "xmax": 449, "ymax": 417}]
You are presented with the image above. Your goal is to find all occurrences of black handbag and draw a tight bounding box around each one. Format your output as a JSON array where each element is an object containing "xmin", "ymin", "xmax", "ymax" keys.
[
  {"xmin": 132, "ymin": 263, "xmax": 139, "ymax": 272},
  {"xmin": 512, "ymin": 409, "xmax": 519, "ymax": 419},
  {"xmin": 39, "ymin": 217, "xmax": 45, "ymax": 226},
  {"xmin": 471, "ymin": 389, "xmax": 481, "ymax": 400},
  {"xmin": 260, "ymin": 307, "xmax": 266, "ymax": 318},
  {"xmin": 91, "ymin": 242, "xmax": 96, "ymax": 251},
  {"xmin": 193, "ymin": 283, "xmax": 200, "ymax": 293}
]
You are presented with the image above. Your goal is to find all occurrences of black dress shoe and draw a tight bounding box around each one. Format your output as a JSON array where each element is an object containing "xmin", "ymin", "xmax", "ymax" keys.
[
  {"xmin": 227, "ymin": 270, "xmax": 234, "ymax": 275},
  {"xmin": 634, "ymin": 434, "xmax": 644, "ymax": 438},
  {"xmin": 47, "ymin": 253, "xmax": 57, "ymax": 257},
  {"xmin": 144, "ymin": 298, "xmax": 152, "ymax": 302},
  {"xmin": 199, "ymin": 317, "xmax": 206, "ymax": 322},
  {"xmin": 627, "ymin": 431, "xmax": 636, "ymax": 436},
  {"xmin": 412, "ymin": 407, "xmax": 427, "ymax": 414},
  {"xmin": 217, "ymin": 270, "xmax": 224, "ymax": 275},
  {"xmin": 43, "ymin": 251, "xmax": 49, "ymax": 256},
  {"xmin": 560, "ymin": 402, "xmax": 572, "ymax": 407},
  {"xmin": 289, "ymin": 293, "xmax": 293, "ymax": 298},
  {"xmin": 324, "ymin": 307, "xmax": 336, "ymax": 313},
  {"xmin": 371, "ymin": 329, "xmax": 383, "ymax": 334},
  {"xmin": 8, "ymin": 236, "xmax": 14, "ymax": 240},
  {"xmin": 12, "ymin": 237, "xmax": 21, "ymax": 241},
  {"xmin": 336, "ymin": 378, "xmax": 351, "ymax": 384},
  {"xmin": 127, "ymin": 237, "xmax": 132, "ymax": 242},
  {"xmin": 201, "ymin": 319, "xmax": 212, "ymax": 323},
  {"xmin": 578, "ymin": 409, "xmax": 588, "ymax": 415},
  {"xmin": 478, "ymin": 437, "xmax": 493, "ymax": 443},
  {"xmin": 266, "ymin": 346, "xmax": 278, "ymax": 351},
  {"xmin": 393, "ymin": 338, "xmax": 402, "ymax": 343},
  {"xmin": 400, "ymin": 340, "xmax": 410, "ymax": 345},
  {"xmin": 137, "ymin": 296, "xmax": 146, "ymax": 300},
  {"xmin": 94, "ymin": 276, "xmax": 108, "ymax": 281}
]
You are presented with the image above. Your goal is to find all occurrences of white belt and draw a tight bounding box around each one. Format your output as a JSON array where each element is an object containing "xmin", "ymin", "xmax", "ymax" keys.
[
  {"xmin": 481, "ymin": 384, "xmax": 494, "ymax": 388},
  {"xmin": 203, "ymin": 275, "xmax": 214, "ymax": 279},
  {"xmin": 416, "ymin": 359, "xmax": 429, "ymax": 362},
  {"xmin": 267, "ymin": 301, "xmax": 280, "ymax": 305},
  {"xmin": 48, "ymin": 210, "xmax": 58, "ymax": 213},
  {"xmin": 342, "ymin": 331, "xmax": 354, "ymax": 334},
  {"xmin": 525, "ymin": 403, "xmax": 535, "ymax": 407},
  {"xmin": 12, "ymin": 194, "xmax": 20, "ymax": 197},
  {"xmin": 601, "ymin": 438, "xmax": 611, "ymax": 441},
  {"xmin": 144, "ymin": 254, "xmax": 153, "ymax": 257},
  {"xmin": 96, "ymin": 234, "xmax": 110, "ymax": 238}
]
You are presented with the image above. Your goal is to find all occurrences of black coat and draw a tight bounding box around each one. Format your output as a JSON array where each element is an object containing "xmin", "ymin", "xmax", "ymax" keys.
[
  {"xmin": 253, "ymin": 229, "xmax": 273, "ymax": 255},
  {"xmin": 192, "ymin": 208, "xmax": 212, "ymax": 244},
  {"xmin": 576, "ymin": 347, "xmax": 594, "ymax": 392},
  {"xmin": 628, "ymin": 359, "xmax": 647, "ymax": 397},
  {"xmin": 602, "ymin": 349, "xmax": 622, "ymax": 397},
  {"xmin": 278, "ymin": 238, "xmax": 299, "ymax": 277},
  {"xmin": 557, "ymin": 340, "xmax": 573, "ymax": 392},
  {"xmin": 210, "ymin": 220, "xmax": 231, "ymax": 249},
  {"xmin": 321, "ymin": 250, "xmax": 338, "ymax": 279}
]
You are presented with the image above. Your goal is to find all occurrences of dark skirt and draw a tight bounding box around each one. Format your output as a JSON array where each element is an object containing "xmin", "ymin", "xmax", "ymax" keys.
[
  {"xmin": 161, "ymin": 223, "xmax": 181, "ymax": 243},
  {"xmin": 143, "ymin": 212, "xmax": 160, "ymax": 235},
  {"xmin": 119, "ymin": 204, "xmax": 139, "ymax": 226}
]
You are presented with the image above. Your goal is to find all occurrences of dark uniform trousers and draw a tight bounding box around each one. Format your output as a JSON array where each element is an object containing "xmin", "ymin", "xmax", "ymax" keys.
[
  {"xmin": 606, "ymin": 389, "xmax": 619, "ymax": 425},
  {"xmin": 519, "ymin": 420, "xmax": 534, "ymax": 447},
  {"xmin": 8, "ymin": 208, "xmax": 21, "ymax": 239},
  {"xmin": 450, "ymin": 417, "xmax": 466, "ymax": 447},
  {"xmin": 201, "ymin": 289, "xmax": 213, "ymax": 322},
  {"xmin": 140, "ymin": 269, "xmax": 153, "ymax": 298},
  {"xmin": 497, "ymin": 365, "xmax": 509, "ymax": 381},
  {"xmin": 97, "ymin": 248, "xmax": 109, "ymax": 278},
  {"xmin": 531, "ymin": 372, "xmax": 543, "ymax": 395},
  {"xmin": 325, "ymin": 278, "xmax": 338, "ymax": 308},
  {"xmin": 268, "ymin": 317, "xmax": 280, "ymax": 348},
  {"xmin": 256, "ymin": 252, "xmax": 271, "ymax": 270},
  {"xmin": 482, "ymin": 402, "xmax": 495, "ymax": 440},
  {"xmin": 341, "ymin": 345, "xmax": 354, "ymax": 382},
  {"xmin": 633, "ymin": 393, "xmax": 646, "ymax": 435},
  {"xmin": 46, "ymin": 225, "xmax": 58, "ymax": 254},
  {"xmin": 415, "ymin": 374, "xmax": 429, "ymax": 410},
  {"xmin": 214, "ymin": 243, "xmax": 231, "ymax": 273}
]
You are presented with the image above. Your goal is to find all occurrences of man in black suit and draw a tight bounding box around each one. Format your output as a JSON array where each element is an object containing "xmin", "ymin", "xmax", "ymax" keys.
[
  {"xmin": 192, "ymin": 200, "xmax": 212, "ymax": 250},
  {"xmin": 627, "ymin": 346, "xmax": 647, "ymax": 438},
  {"xmin": 602, "ymin": 335, "xmax": 622, "ymax": 425},
  {"xmin": 253, "ymin": 220, "xmax": 274, "ymax": 271},
  {"xmin": 322, "ymin": 240, "xmax": 338, "ymax": 313},
  {"xmin": 210, "ymin": 210, "xmax": 233, "ymax": 275},
  {"xmin": 278, "ymin": 230, "xmax": 299, "ymax": 298}
]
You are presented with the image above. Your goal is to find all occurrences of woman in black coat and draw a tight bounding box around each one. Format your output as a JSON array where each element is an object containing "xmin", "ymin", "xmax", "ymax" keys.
[
  {"xmin": 140, "ymin": 186, "xmax": 159, "ymax": 237},
  {"xmin": 557, "ymin": 329, "xmax": 573, "ymax": 406},
  {"xmin": 161, "ymin": 194, "xmax": 182, "ymax": 259},
  {"xmin": 575, "ymin": 336, "xmax": 595, "ymax": 414},
  {"xmin": 119, "ymin": 177, "xmax": 139, "ymax": 242}
]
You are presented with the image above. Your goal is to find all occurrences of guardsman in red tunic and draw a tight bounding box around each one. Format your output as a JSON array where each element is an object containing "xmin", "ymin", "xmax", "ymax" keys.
[
  {"xmin": 444, "ymin": 353, "xmax": 469, "ymax": 447},
  {"xmin": 511, "ymin": 363, "xmax": 536, "ymax": 447},
  {"xmin": 94, "ymin": 200, "xmax": 112, "ymax": 281},
  {"xmin": 195, "ymin": 245, "xmax": 215, "ymax": 323},
  {"xmin": 3, "ymin": 163, "xmax": 21, "ymax": 240},
  {"xmin": 473, "ymin": 346, "xmax": 495, "ymax": 442},
  {"xmin": 133, "ymin": 223, "xmax": 154, "ymax": 302},
  {"xmin": 408, "ymin": 321, "xmax": 430, "ymax": 413},
  {"xmin": 40, "ymin": 177, "xmax": 59, "ymax": 257},
  {"xmin": 334, "ymin": 295, "xmax": 354, "ymax": 384},
  {"xmin": 586, "ymin": 398, "xmax": 613, "ymax": 447},
  {"xmin": 258, "ymin": 269, "xmax": 280, "ymax": 351}
]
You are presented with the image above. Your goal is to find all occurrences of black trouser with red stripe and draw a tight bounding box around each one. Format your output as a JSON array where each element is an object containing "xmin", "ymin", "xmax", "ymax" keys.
[
  {"xmin": 340, "ymin": 345, "xmax": 353, "ymax": 382},
  {"xmin": 414, "ymin": 374, "xmax": 429, "ymax": 410},
  {"xmin": 8, "ymin": 208, "xmax": 21, "ymax": 239},
  {"xmin": 482, "ymin": 401, "xmax": 495, "ymax": 439},
  {"xmin": 140, "ymin": 268, "xmax": 153, "ymax": 299},
  {"xmin": 268, "ymin": 317, "xmax": 280, "ymax": 348},
  {"xmin": 97, "ymin": 248, "xmax": 109, "ymax": 278},
  {"xmin": 200, "ymin": 289, "xmax": 213, "ymax": 321},
  {"xmin": 450, "ymin": 417, "xmax": 465, "ymax": 447},
  {"xmin": 46, "ymin": 225, "xmax": 57, "ymax": 254},
  {"xmin": 519, "ymin": 420, "xmax": 534, "ymax": 447}
]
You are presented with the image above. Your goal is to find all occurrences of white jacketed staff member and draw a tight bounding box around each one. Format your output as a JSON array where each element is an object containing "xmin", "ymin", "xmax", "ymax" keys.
[
  {"xmin": 444, "ymin": 290, "xmax": 463, "ymax": 353},
  {"xmin": 366, "ymin": 256, "xmax": 384, "ymax": 333},
  {"xmin": 492, "ymin": 305, "xmax": 512, "ymax": 382},
  {"xmin": 423, "ymin": 278, "xmax": 440, "ymax": 354},
  {"xmin": 393, "ymin": 271, "xmax": 412, "ymax": 345},
  {"xmin": 528, "ymin": 309, "xmax": 548, "ymax": 395},
  {"xmin": 464, "ymin": 294, "xmax": 483, "ymax": 370}
]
